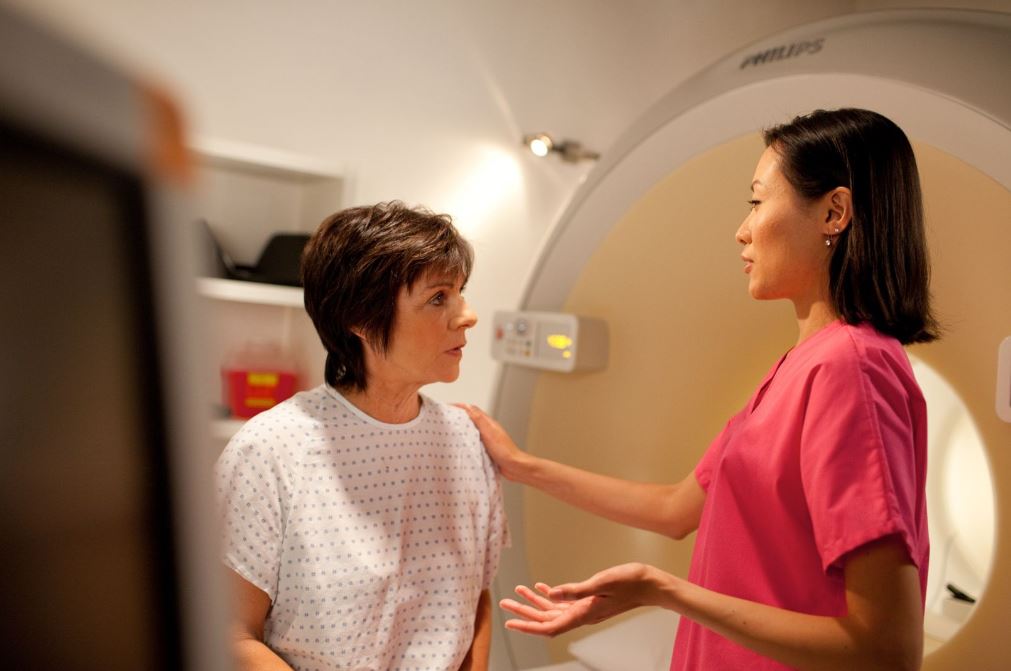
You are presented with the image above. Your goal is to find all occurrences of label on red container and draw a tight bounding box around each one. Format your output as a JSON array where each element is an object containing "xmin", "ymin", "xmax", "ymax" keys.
[
  {"xmin": 222, "ymin": 368, "xmax": 297, "ymax": 418},
  {"xmin": 247, "ymin": 372, "xmax": 279, "ymax": 386}
]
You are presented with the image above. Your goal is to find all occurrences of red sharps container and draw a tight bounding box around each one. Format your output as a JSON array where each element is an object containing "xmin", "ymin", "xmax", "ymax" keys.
[{"xmin": 221, "ymin": 341, "xmax": 297, "ymax": 419}]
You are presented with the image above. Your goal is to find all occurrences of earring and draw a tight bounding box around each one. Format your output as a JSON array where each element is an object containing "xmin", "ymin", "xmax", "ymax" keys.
[{"xmin": 825, "ymin": 238, "xmax": 832, "ymax": 247}]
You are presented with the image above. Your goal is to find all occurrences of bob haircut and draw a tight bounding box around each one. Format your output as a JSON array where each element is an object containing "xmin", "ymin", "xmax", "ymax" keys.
[
  {"xmin": 764, "ymin": 108, "xmax": 940, "ymax": 344},
  {"xmin": 300, "ymin": 201, "xmax": 473, "ymax": 391}
]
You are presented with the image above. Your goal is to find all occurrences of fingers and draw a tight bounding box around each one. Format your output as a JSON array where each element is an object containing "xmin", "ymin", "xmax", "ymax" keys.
[
  {"xmin": 544, "ymin": 565, "xmax": 633, "ymax": 601},
  {"xmin": 547, "ymin": 581, "xmax": 590, "ymax": 601},
  {"xmin": 515, "ymin": 584, "xmax": 566, "ymax": 611},
  {"xmin": 453, "ymin": 402, "xmax": 482, "ymax": 422},
  {"xmin": 454, "ymin": 403, "xmax": 493, "ymax": 428},
  {"xmin": 504, "ymin": 617, "xmax": 572, "ymax": 637},
  {"xmin": 499, "ymin": 598, "xmax": 561, "ymax": 623}
]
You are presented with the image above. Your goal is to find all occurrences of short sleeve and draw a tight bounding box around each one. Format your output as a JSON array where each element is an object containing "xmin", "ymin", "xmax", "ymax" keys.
[
  {"xmin": 695, "ymin": 412, "xmax": 744, "ymax": 491},
  {"xmin": 214, "ymin": 431, "xmax": 288, "ymax": 601},
  {"xmin": 480, "ymin": 452, "xmax": 511, "ymax": 591},
  {"xmin": 799, "ymin": 354, "xmax": 921, "ymax": 574}
]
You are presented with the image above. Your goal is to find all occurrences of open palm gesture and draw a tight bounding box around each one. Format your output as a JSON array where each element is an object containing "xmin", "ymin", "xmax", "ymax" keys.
[{"xmin": 499, "ymin": 563, "xmax": 666, "ymax": 637}]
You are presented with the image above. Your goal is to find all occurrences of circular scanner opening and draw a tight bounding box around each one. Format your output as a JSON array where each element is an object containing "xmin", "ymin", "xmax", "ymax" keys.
[{"xmin": 913, "ymin": 357, "xmax": 995, "ymax": 653}]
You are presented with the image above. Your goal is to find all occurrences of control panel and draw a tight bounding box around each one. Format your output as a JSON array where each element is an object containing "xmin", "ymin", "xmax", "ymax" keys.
[{"xmin": 490, "ymin": 311, "xmax": 608, "ymax": 373}]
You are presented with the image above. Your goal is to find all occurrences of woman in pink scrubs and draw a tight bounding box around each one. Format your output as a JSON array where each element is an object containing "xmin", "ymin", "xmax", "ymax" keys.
[{"xmin": 461, "ymin": 108, "xmax": 937, "ymax": 670}]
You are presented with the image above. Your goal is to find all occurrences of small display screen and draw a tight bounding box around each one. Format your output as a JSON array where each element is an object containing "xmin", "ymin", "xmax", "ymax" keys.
[{"xmin": 535, "ymin": 321, "xmax": 574, "ymax": 362}]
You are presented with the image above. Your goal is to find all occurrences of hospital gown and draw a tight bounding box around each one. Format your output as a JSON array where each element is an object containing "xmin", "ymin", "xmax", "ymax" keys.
[{"xmin": 216, "ymin": 386, "xmax": 509, "ymax": 671}]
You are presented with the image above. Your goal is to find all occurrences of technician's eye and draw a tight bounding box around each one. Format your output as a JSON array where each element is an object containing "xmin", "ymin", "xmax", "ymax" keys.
[
  {"xmin": 429, "ymin": 291, "xmax": 445, "ymax": 306},
  {"xmin": 747, "ymin": 199, "xmax": 761, "ymax": 210}
]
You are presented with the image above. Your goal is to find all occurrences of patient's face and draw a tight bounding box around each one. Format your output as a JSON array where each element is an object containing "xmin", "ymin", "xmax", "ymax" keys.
[{"xmin": 366, "ymin": 270, "xmax": 477, "ymax": 387}]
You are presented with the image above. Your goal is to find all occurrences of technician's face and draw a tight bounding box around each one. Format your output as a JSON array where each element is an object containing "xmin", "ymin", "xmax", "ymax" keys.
[
  {"xmin": 735, "ymin": 146, "xmax": 828, "ymax": 303},
  {"xmin": 369, "ymin": 270, "xmax": 477, "ymax": 387}
]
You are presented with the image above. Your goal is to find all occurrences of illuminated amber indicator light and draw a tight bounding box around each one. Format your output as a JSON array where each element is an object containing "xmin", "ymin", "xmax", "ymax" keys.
[{"xmin": 546, "ymin": 334, "xmax": 573, "ymax": 350}]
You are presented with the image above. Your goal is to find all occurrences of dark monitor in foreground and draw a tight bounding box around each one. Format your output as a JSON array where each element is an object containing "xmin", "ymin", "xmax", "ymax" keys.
[{"xmin": 0, "ymin": 7, "xmax": 228, "ymax": 670}]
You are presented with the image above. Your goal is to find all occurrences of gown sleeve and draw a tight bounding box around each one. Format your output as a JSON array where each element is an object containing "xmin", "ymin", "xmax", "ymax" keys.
[{"xmin": 215, "ymin": 428, "xmax": 288, "ymax": 600}]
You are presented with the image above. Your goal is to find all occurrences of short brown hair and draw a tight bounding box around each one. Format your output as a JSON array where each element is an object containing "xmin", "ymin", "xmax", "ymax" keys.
[
  {"xmin": 764, "ymin": 108, "xmax": 940, "ymax": 344},
  {"xmin": 300, "ymin": 201, "xmax": 473, "ymax": 391}
]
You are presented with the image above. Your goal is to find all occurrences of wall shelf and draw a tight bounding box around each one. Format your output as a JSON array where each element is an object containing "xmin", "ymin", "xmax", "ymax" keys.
[
  {"xmin": 198, "ymin": 277, "xmax": 304, "ymax": 308},
  {"xmin": 191, "ymin": 138, "xmax": 338, "ymax": 442}
]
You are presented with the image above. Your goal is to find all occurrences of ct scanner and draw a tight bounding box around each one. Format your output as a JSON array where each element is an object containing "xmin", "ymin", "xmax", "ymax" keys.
[{"xmin": 486, "ymin": 9, "xmax": 1011, "ymax": 671}]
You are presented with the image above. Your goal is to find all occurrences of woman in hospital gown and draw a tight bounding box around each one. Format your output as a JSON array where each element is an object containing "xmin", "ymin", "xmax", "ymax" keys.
[
  {"xmin": 463, "ymin": 108, "xmax": 935, "ymax": 671},
  {"xmin": 216, "ymin": 202, "xmax": 509, "ymax": 671}
]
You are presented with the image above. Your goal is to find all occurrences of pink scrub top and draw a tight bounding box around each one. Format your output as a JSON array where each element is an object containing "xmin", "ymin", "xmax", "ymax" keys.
[{"xmin": 671, "ymin": 320, "xmax": 929, "ymax": 671}]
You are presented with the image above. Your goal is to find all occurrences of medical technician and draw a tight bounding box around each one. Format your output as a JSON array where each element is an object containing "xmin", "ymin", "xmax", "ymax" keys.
[
  {"xmin": 463, "ymin": 108, "xmax": 935, "ymax": 671},
  {"xmin": 216, "ymin": 202, "xmax": 509, "ymax": 671}
]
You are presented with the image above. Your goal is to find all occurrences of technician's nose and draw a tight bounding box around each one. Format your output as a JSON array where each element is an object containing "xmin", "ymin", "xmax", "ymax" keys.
[{"xmin": 735, "ymin": 217, "xmax": 751, "ymax": 245}]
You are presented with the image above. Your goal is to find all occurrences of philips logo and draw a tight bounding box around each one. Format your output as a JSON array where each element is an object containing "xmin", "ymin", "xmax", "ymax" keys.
[{"xmin": 739, "ymin": 38, "xmax": 825, "ymax": 69}]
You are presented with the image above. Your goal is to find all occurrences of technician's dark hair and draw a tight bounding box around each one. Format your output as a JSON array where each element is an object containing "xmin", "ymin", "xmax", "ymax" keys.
[
  {"xmin": 764, "ymin": 108, "xmax": 940, "ymax": 344},
  {"xmin": 300, "ymin": 201, "xmax": 473, "ymax": 391}
]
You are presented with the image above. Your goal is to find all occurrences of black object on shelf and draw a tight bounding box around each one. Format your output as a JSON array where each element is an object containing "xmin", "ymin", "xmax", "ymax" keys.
[
  {"xmin": 229, "ymin": 233, "xmax": 311, "ymax": 287},
  {"xmin": 197, "ymin": 220, "xmax": 310, "ymax": 287}
]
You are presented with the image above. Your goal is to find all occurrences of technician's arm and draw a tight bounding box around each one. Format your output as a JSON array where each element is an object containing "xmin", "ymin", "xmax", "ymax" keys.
[
  {"xmin": 459, "ymin": 589, "xmax": 492, "ymax": 671},
  {"xmin": 504, "ymin": 536, "xmax": 922, "ymax": 671},
  {"xmin": 227, "ymin": 569, "xmax": 294, "ymax": 671},
  {"xmin": 458, "ymin": 404, "xmax": 705, "ymax": 540}
]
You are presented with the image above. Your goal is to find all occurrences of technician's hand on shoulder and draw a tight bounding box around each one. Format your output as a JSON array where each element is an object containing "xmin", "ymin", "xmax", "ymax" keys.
[{"xmin": 456, "ymin": 403, "xmax": 531, "ymax": 480}]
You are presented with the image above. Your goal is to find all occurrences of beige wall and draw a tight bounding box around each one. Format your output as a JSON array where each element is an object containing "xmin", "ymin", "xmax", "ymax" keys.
[{"xmin": 522, "ymin": 134, "xmax": 1011, "ymax": 665}]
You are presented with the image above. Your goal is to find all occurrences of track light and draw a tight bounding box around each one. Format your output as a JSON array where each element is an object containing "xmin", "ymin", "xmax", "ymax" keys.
[{"xmin": 522, "ymin": 132, "xmax": 600, "ymax": 163}]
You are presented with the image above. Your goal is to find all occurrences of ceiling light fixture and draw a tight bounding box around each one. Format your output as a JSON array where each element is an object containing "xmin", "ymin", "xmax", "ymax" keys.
[{"xmin": 522, "ymin": 132, "xmax": 600, "ymax": 163}]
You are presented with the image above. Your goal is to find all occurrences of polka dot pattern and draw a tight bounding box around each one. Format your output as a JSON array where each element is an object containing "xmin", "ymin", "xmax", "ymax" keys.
[{"xmin": 216, "ymin": 385, "xmax": 509, "ymax": 670}]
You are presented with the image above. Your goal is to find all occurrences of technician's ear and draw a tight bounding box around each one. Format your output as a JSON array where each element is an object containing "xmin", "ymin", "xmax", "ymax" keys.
[{"xmin": 823, "ymin": 186, "xmax": 853, "ymax": 234}]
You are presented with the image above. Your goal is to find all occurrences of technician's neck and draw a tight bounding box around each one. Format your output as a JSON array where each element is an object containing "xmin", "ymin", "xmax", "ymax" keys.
[
  {"xmin": 793, "ymin": 298, "xmax": 840, "ymax": 346},
  {"xmin": 342, "ymin": 379, "xmax": 423, "ymax": 424}
]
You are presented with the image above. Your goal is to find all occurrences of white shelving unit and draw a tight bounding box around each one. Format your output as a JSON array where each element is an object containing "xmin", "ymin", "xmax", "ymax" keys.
[
  {"xmin": 191, "ymin": 138, "xmax": 342, "ymax": 441},
  {"xmin": 197, "ymin": 277, "xmax": 304, "ymax": 308}
]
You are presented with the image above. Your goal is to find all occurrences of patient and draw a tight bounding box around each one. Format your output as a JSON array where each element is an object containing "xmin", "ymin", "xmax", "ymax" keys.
[{"xmin": 215, "ymin": 201, "xmax": 508, "ymax": 670}]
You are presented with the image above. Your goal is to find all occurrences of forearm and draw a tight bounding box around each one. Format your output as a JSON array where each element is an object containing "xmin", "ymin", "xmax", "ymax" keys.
[
  {"xmin": 460, "ymin": 590, "xmax": 492, "ymax": 671},
  {"xmin": 232, "ymin": 632, "xmax": 294, "ymax": 671},
  {"xmin": 509, "ymin": 453, "xmax": 694, "ymax": 538},
  {"xmin": 462, "ymin": 404, "xmax": 700, "ymax": 539},
  {"xmin": 650, "ymin": 569, "xmax": 919, "ymax": 671}
]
